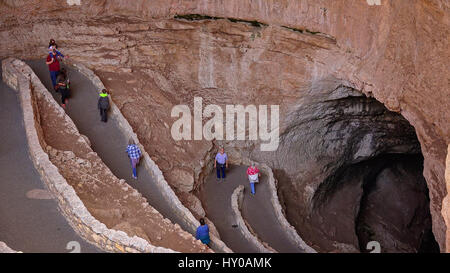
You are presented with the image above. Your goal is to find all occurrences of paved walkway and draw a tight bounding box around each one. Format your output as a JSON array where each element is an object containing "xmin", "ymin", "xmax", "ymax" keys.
[
  {"xmin": 199, "ymin": 164, "xmax": 306, "ymax": 253},
  {"xmin": 26, "ymin": 59, "xmax": 199, "ymax": 244},
  {"xmin": 0, "ymin": 64, "xmax": 101, "ymax": 253},
  {"xmin": 27, "ymin": 59, "xmax": 305, "ymax": 253}
]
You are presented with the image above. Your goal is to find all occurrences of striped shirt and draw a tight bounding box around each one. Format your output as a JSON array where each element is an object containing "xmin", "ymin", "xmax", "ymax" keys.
[{"xmin": 126, "ymin": 144, "xmax": 142, "ymax": 159}]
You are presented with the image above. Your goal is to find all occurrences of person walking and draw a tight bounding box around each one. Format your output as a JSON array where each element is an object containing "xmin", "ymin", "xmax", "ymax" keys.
[
  {"xmin": 56, "ymin": 68, "xmax": 70, "ymax": 89},
  {"xmin": 48, "ymin": 39, "xmax": 58, "ymax": 50},
  {"xmin": 246, "ymin": 163, "xmax": 261, "ymax": 196},
  {"xmin": 48, "ymin": 39, "xmax": 69, "ymax": 58},
  {"xmin": 97, "ymin": 89, "xmax": 110, "ymax": 122},
  {"xmin": 195, "ymin": 218, "xmax": 210, "ymax": 246},
  {"xmin": 46, "ymin": 46, "xmax": 64, "ymax": 90},
  {"xmin": 56, "ymin": 68, "xmax": 70, "ymax": 108},
  {"xmin": 214, "ymin": 147, "xmax": 228, "ymax": 182},
  {"xmin": 126, "ymin": 139, "xmax": 142, "ymax": 179}
]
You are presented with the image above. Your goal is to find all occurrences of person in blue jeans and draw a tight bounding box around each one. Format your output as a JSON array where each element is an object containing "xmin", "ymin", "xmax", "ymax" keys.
[
  {"xmin": 246, "ymin": 163, "xmax": 261, "ymax": 196},
  {"xmin": 126, "ymin": 139, "xmax": 142, "ymax": 179},
  {"xmin": 214, "ymin": 147, "xmax": 228, "ymax": 182},
  {"xmin": 196, "ymin": 218, "xmax": 210, "ymax": 246},
  {"xmin": 46, "ymin": 45, "xmax": 68, "ymax": 90},
  {"xmin": 46, "ymin": 46, "xmax": 62, "ymax": 90}
]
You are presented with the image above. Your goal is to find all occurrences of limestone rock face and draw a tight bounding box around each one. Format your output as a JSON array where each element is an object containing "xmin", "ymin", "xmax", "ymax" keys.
[
  {"xmin": 0, "ymin": 0, "xmax": 448, "ymax": 251},
  {"xmin": 178, "ymin": 191, "xmax": 206, "ymax": 218},
  {"xmin": 204, "ymin": 217, "xmax": 220, "ymax": 240},
  {"xmin": 166, "ymin": 168, "xmax": 195, "ymax": 193}
]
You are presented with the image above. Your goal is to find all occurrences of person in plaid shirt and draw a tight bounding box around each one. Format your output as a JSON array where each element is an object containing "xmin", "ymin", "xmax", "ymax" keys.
[
  {"xmin": 246, "ymin": 163, "xmax": 261, "ymax": 195},
  {"xmin": 126, "ymin": 139, "xmax": 142, "ymax": 179}
]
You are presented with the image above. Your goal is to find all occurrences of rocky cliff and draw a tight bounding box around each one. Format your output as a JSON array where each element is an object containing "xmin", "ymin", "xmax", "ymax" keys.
[{"xmin": 0, "ymin": 0, "xmax": 448, "ymax": 252}]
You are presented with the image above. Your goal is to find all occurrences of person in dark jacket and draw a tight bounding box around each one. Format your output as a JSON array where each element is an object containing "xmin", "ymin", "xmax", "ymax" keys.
[
  {"xmin": 56, "ymin": 68, "xmax": 70, "ymax": 89},
  {"xmin": 97, "ymin": 89, "xmax": 110, "ymax": 122},
  {"xmin": 56, "ymin": 68, "xmax": 70, "ymax": 109},
  {"xmin": 195, "ymin": 218, "xmax": 210, "ymax": 246}
]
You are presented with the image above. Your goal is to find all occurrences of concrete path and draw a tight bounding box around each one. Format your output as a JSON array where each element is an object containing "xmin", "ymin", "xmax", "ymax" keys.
[
  {"xmin": 26, "ymin": 59, "xmax": 201, "ymax": 244},
  {"xmin": 26, "ymin": 59, "xmax": 304, "ymax": 253},
  {"xmin": 0, "ymin": 64, "xmax": 101, "ymax": 253},
  {"xmin": 199, "ymin": 164, "xmax": 305, "ymax": 253}
]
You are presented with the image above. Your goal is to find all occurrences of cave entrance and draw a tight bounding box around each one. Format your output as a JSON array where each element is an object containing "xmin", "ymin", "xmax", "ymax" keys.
[
  {"xmin": 322, "ymin": 152, "xmax": 441, "ymax": 253},
  {"xmin": 354, "ymin": 153, "xmax": 440, "ymax": 253},
  {"xmin": 275, "ymin": 84, "xmax": 440, "ymax": 253}
]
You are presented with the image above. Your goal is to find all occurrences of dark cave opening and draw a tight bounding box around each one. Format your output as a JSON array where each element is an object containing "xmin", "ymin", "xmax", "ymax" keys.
[
  {"xmin": 273, "ymin": 84, "xmax": 440, "ymax": 253},
  {"xmin": 317, "ymin": 153, "xmax": 440, "ymax": 253},
  {"xmin": 354, "ymin": 154, "xmax": 440, "ymax": 253}
]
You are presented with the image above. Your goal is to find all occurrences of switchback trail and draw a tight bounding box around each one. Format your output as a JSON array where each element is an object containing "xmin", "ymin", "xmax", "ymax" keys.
[
  {"xmin": 199, "ymin": 165, "xmax": 306, "ymax": 252},
  {"xmin": 27, "ymin": 59, "xmax": 303, "ymax": 253},
  {"xmin": 0, "ymin": 64, "xmax": 100, "ymax": 253},
  {"xmin": 27, "ymin": 59, "xmax": 228, "ymax": 251}
]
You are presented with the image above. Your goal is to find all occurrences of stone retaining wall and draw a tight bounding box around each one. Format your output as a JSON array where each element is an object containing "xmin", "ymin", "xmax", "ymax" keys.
[
  {"xmin": 260, "ymin": 162, "xmax": 316, "ymax": 253},
  {"xmin": 231, "ymin": 185, "xmax": 276, "ymax": 253},
  {"xmin": 68, "ymin": 61, "xmax": 232, "ymax": 253},
  {"xmin": 1, "ymin": 57, "xmax": 175, "ymax": 253}
]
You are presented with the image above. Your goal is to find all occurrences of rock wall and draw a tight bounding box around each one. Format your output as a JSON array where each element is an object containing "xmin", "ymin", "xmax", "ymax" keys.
[{"xmin": 0, "ymin": 0, "xmax": 448, "ymax": 251}]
